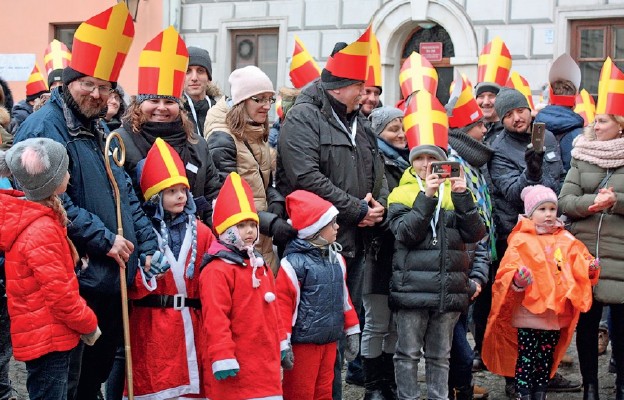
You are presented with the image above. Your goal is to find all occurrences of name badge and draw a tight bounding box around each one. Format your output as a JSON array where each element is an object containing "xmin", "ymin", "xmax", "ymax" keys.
[
  {"xmin": 545, "ymin": 151, "xmax": 556, "ymax": 161},
  {"xmin": 186, "ymin": 162, "xmax": 199, "ymax": 174}
]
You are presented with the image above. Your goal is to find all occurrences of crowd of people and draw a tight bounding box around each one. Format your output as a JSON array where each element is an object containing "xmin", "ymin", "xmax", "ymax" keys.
[{"xmin": 1, "ymin": 3, "xmax": 624, "ymax": 400}]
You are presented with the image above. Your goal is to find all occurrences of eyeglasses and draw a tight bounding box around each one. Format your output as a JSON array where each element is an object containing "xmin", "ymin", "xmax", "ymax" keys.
[
  {"xmin": 250, "ymin": 96, "xmax": 276, "ymax": 105},
  {"xmin": 78, "ymin": 80, "xmax": 113, "ymax": 95}
]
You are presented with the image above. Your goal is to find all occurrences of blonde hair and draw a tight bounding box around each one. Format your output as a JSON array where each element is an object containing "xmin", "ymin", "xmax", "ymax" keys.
[
  {"xmin": 123, "ymin": 100, "xmax": 198, "ymax": 144},
  {"xmin": 584, "ymin": 114, "xmax": 624, "ymax": 140},
  {"xmin": 225, "ymin": 101, "xmax": 269, "ymax": 141},
  {"xmin": 38, "ymin": 195, "xmax": 79, "ymax": 264}
]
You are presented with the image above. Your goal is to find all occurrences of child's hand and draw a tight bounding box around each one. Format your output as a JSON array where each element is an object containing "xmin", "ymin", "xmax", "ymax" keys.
[
  {"xmin": 424, "ymin": 164, "xmax": 445, "ymax": 197},
  {"xmin": 214, "ymin": 368, "xmax": 239, "ymax": 380},
  {"xmin": 589, "ymin": 257, "xmax": 601, "ymax": 280},
  {"xmin": 141, "ymin": 251, "xmax": 170, "ymax": 280},
  {"xmin": 345, "ymin": 333, "xmax": 360, "ymax": 362},
  {"xmin": 513, "ymin": 266, "xmax": 533, "ymax": 289},
  {"xmin": 80, "ymin": 326, "xmax": 102, "ymax": 346},
  {"xmin": 281, "ymin": 347, "xmax": 294, "ymax": 370}
]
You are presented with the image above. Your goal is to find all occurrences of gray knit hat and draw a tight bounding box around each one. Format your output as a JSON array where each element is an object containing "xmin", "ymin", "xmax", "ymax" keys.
[
  {"xmin": 474, "ymin": 82, "xmax": 501, "ymax": 97},
  {"xmin": 408, "ymin": 145, "xmax": 447, "ymax": 163},
  {"xmin": 187, "ymin": 46, "xmax": 213, "ymax": 80},
  {"xmin": 494, "ymin": 87, "xmax": 530, "ymax": 121},
  {"xmin": 369, "ymin": 107, "xmax": 404, "ymax": 136},
  {"xmin": 0, "ymin": 138, "xmax": 69, "ymax": 200}
]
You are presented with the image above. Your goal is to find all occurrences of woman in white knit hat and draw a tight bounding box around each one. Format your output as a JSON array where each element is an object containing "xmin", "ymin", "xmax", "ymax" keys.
[{"xmin": 204, "ymin": 65, "xmax": 297, "ymax": 273}]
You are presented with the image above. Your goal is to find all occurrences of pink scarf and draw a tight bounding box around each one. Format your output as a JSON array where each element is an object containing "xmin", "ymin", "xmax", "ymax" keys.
[{"xmin": 572, "ymin": 135, "xmax": 624, "ymax": 169}]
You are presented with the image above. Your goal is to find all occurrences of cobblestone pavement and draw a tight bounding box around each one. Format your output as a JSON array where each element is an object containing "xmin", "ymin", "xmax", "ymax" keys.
[{"xmin": 8, "ymin": 335, "xmax": 617, "ymax": 399}]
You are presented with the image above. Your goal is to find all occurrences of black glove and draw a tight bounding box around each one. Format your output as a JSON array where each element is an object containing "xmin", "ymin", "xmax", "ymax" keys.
[
  {"xmin": 267, "ymin": 201, "xmax": 286, "ymax": 220},
  {"xmin": 524, "ymin": 146, "xmax": 544, "ymax": 182},
  {"xmin": 271, "ymin": 218, "xmax": 298, "ymax": 247}
]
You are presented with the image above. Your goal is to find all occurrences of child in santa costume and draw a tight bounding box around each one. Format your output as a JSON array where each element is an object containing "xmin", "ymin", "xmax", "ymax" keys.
[
  {"xmin": 276, "ymin": 190, "xmax": 360, "ymax": 400},
  {"xmin": 482, "ymin": 185, "xmax": 599, "ymax": 400},
  {"xmin": 199, "ymin": 172, "xmax": 288, "ymax": 400},
  {"xmin": 128, "ymin": 137, "xmax": 215, "ymax": 399}
]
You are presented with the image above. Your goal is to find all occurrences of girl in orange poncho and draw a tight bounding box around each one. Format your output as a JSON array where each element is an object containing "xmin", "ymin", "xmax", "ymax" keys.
[{"xmin": 482, "ymin": 185, "xmax": 599, "ymax": 400}]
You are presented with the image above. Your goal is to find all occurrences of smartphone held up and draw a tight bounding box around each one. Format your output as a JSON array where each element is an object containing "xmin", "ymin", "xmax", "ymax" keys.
[
  {"xmin": 430, "ymin": 161, "xmax": 461, "ymax": 178},
  {"xmin": 531, "ymin": 122, "xmax": 546, "ymax": 153}
]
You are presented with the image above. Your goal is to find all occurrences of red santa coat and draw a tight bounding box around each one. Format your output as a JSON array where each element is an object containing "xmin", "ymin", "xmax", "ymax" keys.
[
  {"xmin": 127, "ymin": 217, "xmax": 214, "ymax": 400},
  {"xmin": 199, "ymin": 241, "xmax": 288, "ymax": 400},
  {"xmin": 482, "ymin": 217, "xmax": 597, "ymax": 378}
]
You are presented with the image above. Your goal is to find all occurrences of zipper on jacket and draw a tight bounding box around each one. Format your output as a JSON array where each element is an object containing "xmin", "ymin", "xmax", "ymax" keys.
[{"xmin": 438, "ymin": 212, "xmax": 447, "ymax": 313}]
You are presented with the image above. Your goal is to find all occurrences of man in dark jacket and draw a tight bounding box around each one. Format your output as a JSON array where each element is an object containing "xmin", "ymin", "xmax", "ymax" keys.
[
  {"xmin": 14, "ymin": 5, "xmax": 158, "ymax": 399},
  {"xmin": 475, "ymin": 82, "xmax": 505, "ymax": 145},
  {"xmin": 277, "ymin": 41, "xmax": 387, "ymax": 398},
  {"xmin": 183, "ymin": 46, "xmax": 220, "ymax": 137}
]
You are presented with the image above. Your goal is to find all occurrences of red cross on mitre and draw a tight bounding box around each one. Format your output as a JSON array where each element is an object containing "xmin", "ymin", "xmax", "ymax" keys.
[
  {"xmin": 477, "ymin": 36, "xmax": 511, "ymax": 86},
  {"xmin": 404, "ymin": 89, "xmax": 448, "ymax": 151},
  {"xmin": 70, "ymin": 3, "xmax": 135, "ymax": 83},
  {"xmin": 138, "ymin": 26, "xmax": 189, "ymax": 98}
]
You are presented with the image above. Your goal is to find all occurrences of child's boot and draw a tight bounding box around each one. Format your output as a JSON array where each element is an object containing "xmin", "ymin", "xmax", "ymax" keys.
[{"xmin": 531, "ymin": 391, "xmax": 547, "ymax": 400}]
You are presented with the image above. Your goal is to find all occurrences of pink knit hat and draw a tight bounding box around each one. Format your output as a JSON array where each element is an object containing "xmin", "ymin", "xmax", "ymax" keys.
[
  {"xmin": 521, "ymin": 185, "xmax": 558, "ymax": 216},
  {"xmin": 286, "ymin": 190, "xmax": 338, "ymax": 239},
  {"xmin": 229, "ymin": 66, "xmax": 275, "ymax": 105}
]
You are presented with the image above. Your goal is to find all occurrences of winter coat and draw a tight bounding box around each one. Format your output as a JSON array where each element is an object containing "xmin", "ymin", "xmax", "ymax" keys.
[
  {"xmin": 0, "ymin": 189, "xmax": 97, "ymax": 362},
  {"xmin": 488, "ymin": 128, "xmax": 563, "ymax": 241},
  {"xmin": 183, "ymin": 84, "xmax": 221, "ymax": 137},
  {"xmin": 276, "ymin": 79, "xmax": 387, "ymax": 258},
  {"xmin": 535, "ymin": 105, "xmax": 584, "ymax": 176},
  {"xmin": 199, "ymin": 241, "xmax": 287, "ymax": 400},
  {"xmin": 387, "ymin": 169, "xmax": 486, "ymax": 312},
  {"xmin": 484, "ymin": 120, "xmax": 504, "ymax": 145},
  {"xmin": 116, "ymin": 123, "xmax": 222, "ymax": 225},
  {"xmin": 276, "ymin": 239, "xmax": 359, "ymax": 345},
  {"xmin": 363, "ymin": 138, "xmax": 409, "ymax": 295},
  {"xmin": 204, "ymin": 97, "xmax": 281, "ymax": 271},
  {"xmin": 482, "ymin": 217, "xmax": 596, "ymax": 378},
  {"xmin": 127, "ymin": 214, "xmax": 214, "ymax": 399},
  {"xmin": 10, "ymin": 100, "xmax": 33, "ymax": 132},
  {"xmin": 14, "ymin": 87, "xmax": 158, "ymax": 294},
  {"xmin": 559, "ymin": 156, "xmax": 624, "ymax": 304}
]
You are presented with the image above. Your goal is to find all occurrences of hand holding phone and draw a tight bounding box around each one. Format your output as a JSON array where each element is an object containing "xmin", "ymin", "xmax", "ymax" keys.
[
  {"xmin": 531, "ymin": 122, "xmax": 546, "ymax": 153},
  {"xmin": 430, "ymin": 161, "xmax": 461, "ymax": 178}
]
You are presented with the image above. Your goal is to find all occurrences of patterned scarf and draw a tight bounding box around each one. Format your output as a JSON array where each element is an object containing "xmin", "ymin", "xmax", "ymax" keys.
[
  {"xmin": 219, "ymin": 225, "xmax": 265, "ymax": 288},
  {"xmin": 572, "ymin": 134, "xmax": 624, "ymax": 169}
]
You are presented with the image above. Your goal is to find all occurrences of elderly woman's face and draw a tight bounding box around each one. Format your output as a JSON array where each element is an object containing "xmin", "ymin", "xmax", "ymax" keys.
[
  {"xmin": 594, "ymin": 114, "xmax": 622, "ymax": 141},
  {"xmin": 380, "ymin": 118, "xmax": 406, "ymax": 149}
]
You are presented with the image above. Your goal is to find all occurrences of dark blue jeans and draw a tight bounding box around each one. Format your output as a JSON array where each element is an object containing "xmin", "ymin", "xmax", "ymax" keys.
[
  {"xmin": 0, "ymin": 296, "xmax": 14, "ymax": 400},
  {"xmin": 448, "ymin": 312, "xmax": 473, "ymax": 389},
  {"xmin": 25, "ymin": 350, "xmax": 73, "ymax": 400}
]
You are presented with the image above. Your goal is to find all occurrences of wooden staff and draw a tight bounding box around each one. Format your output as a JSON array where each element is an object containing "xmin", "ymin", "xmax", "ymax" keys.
[{"xmin": 103, "ymin": 132, "xmax": 134, "ymax": 399}]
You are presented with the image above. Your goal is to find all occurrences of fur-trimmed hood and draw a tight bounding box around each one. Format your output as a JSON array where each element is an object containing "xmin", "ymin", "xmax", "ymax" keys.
[{"xmin": 0, "ymin": 77, "xmax": 14, "ymax": 115}]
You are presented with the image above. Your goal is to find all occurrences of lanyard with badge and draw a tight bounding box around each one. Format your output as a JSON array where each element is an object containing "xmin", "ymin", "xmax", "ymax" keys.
[
  {"xmin": 331, "ymin": 109, "xmax": 357, "ymax": 145},
  {"xmin": 414, "ymin": 173, "xmax": 444, "ymax": 246},
  {"xmin": 184, "ymin": 93, "xmax": 213, "ymax": 136}
]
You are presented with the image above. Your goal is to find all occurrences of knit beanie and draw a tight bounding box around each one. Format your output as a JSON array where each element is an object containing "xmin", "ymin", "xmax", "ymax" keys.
[
  {"xmin": 187, "ymin": 46, "xmax": 213, "ymax": 80},
  {"xmin": 286, "ymin": 190, "xmax": 338, "ymax": 239},
  {"xmin": 0, "ymin": 137, "xmax": 69, "ymax": 201},
  {"xmin": 62, "ymin": 66, "xmax": 117, "ymax": 89},
  {"xmin": 48, "ymin": 69, "xmax": 64, "ymax": 88},
  {"xmin": 474, "ymin": 82, "xmax": 501, "ymax": 97},
  {"xmin": 409, "ymin": 145, "xmax": 448, "ymax": 163},
  {"xmin": 229, "ymin": 66, "xmax": 275, "ymax": 106},
  {"xmin": 494, "ymin": 87, "xmax": 530, "ymax": 121},
  {"xmin": 521, "ymin": 185, "xmax": 558, "ymax": 217},
  {"xmin": 370, "ymin": 107, "xmax": 404, "ymax": 136},
  {"xmin": 321, "ymin": 42, "xmax": 365, "ymax": 90}
]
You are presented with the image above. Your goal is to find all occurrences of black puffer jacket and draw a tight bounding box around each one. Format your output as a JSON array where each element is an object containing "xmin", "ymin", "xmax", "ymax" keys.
[
  {"xmin": 387, "ymin": 171, "xmax": 485, "ymax": 312},
  {"xmin": 276, "ymin": 80, "xmax": 387, "ymax": 258},
  {"xmin": 488, "ymin": 128, "xmax": 563, "ymax": 241}
]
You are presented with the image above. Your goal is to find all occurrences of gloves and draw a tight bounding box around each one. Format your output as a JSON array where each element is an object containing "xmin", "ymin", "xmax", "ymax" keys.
[
  {"xmin": 589, "ymin": 257, "xmax": 601, "ymax": 279},
  {"xmin": 525, "ymin": 146, "xmax": 545, "ymax": 182},
  {"xmin": 140, "ymin": 251, "xmax": 170, "ymax": 280},
  {"xmin": 281, "ymin": 347, "xmax": 294, "ymax": 370},
  {"xmin": 345, "ymin": 333, "xmax": 360, "ymax": 362},
  {"xmin": 214, "ymin": 368, "xmax": 239, "ymax": 380},
  {"xmin": 513, "ymin": 266, "xmax": 533, "ymax": 289},
  {"xmin": 81, "ymin": 326, "xmax": 102, "ymax": 346},
  {"xmin": 271, "ymin": 218, "xmax": 298, "ymax": 247},
  {"xmin": 267, "ymin": 201, "xmax": 286, "ymax": 219}
]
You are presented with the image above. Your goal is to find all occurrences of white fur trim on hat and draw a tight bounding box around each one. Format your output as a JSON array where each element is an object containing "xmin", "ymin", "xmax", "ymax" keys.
[
  {"xmin": 298, "ymin": 205, "xmax": 338, "ymax": 239},
  {"xmin": 229, "ymin": 66, "xmax": 275, "ymax": 105}
]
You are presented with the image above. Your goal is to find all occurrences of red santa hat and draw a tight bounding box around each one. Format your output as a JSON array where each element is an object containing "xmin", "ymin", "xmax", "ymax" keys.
[{"xmin": 286, "ymin": 190, "xmax": 338, "ymax": 239}]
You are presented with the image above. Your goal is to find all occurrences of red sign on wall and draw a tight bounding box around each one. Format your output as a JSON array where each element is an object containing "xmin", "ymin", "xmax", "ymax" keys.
[{"xmin": 419, "ymin": 42, "xmax": 443, "ymax": 62}]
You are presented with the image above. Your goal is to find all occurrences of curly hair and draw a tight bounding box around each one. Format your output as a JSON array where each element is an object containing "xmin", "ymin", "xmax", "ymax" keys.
[
  {"xmin": 122, "ymin": 100, "xmax": 198, "ymax": 144},
  {"xmin": 225, "ymin": 101, "xmax": 268, "ymax": 141}
]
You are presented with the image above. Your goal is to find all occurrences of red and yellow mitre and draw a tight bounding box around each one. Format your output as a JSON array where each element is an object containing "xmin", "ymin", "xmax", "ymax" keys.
[
  {"xmin": 399, "ymin": 51, "xmax": 438, "ymax": 99},
  {"xmin": 213, "ymin": 172, "xmax": 259, "ymax": 235},
  {"xmin": 289, "ymin": 36, "xmax": 321, "ymax": 88},
  {"xmin": 477, "ymin": 36, "xmax": 512, "ymax": 86},
  {"xmin": 448, "ymin": 72, "xmax": 483, "ymax": 128},
  {"xmin": 70, "ymin": 2, "xmax": 134, "ymax": 83},
  {"xmin": 275, "ymin": 95, "xmax": 284, "ymax": 119},
  {"xmin": 596, "ymin": 57, "xmax": 624, "ymax": 116},
  {"xmin": 404, "ymin": 89, "xmax": 448, "ymax": 151},
  {"xmin": 505, "ymin": 71, "xmax": 535, "ymax": 110},
  {"xmin": 138, "ymin": 26, "xmax": 188, "ymax": 98},
  {"xmin": 26, "ymin": 63, "xmax": 48, "ymax": 97},
  {"xmin": 575, "ymin": 89, "xmax": 596, "ymax": 126},
  {"xmin": 44, "ymin": 39, "xmax": 71, "ymax": 74},
  {"xmin": 140, "ymin": 138, "xmax": 189, "ymax": 201},
  {"xmin": 365, "ymin": 26, "xmax": 382, "ymax": 87},
  {"xmin": 324, "ymin": 27, "xmax": 371, "ymax": 81}
]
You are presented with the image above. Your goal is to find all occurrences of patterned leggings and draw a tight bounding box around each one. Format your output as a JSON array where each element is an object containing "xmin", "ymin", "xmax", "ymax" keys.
[{"xmin": 515, "ymin": 328, "xmax": 561, "ymax": 396}]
